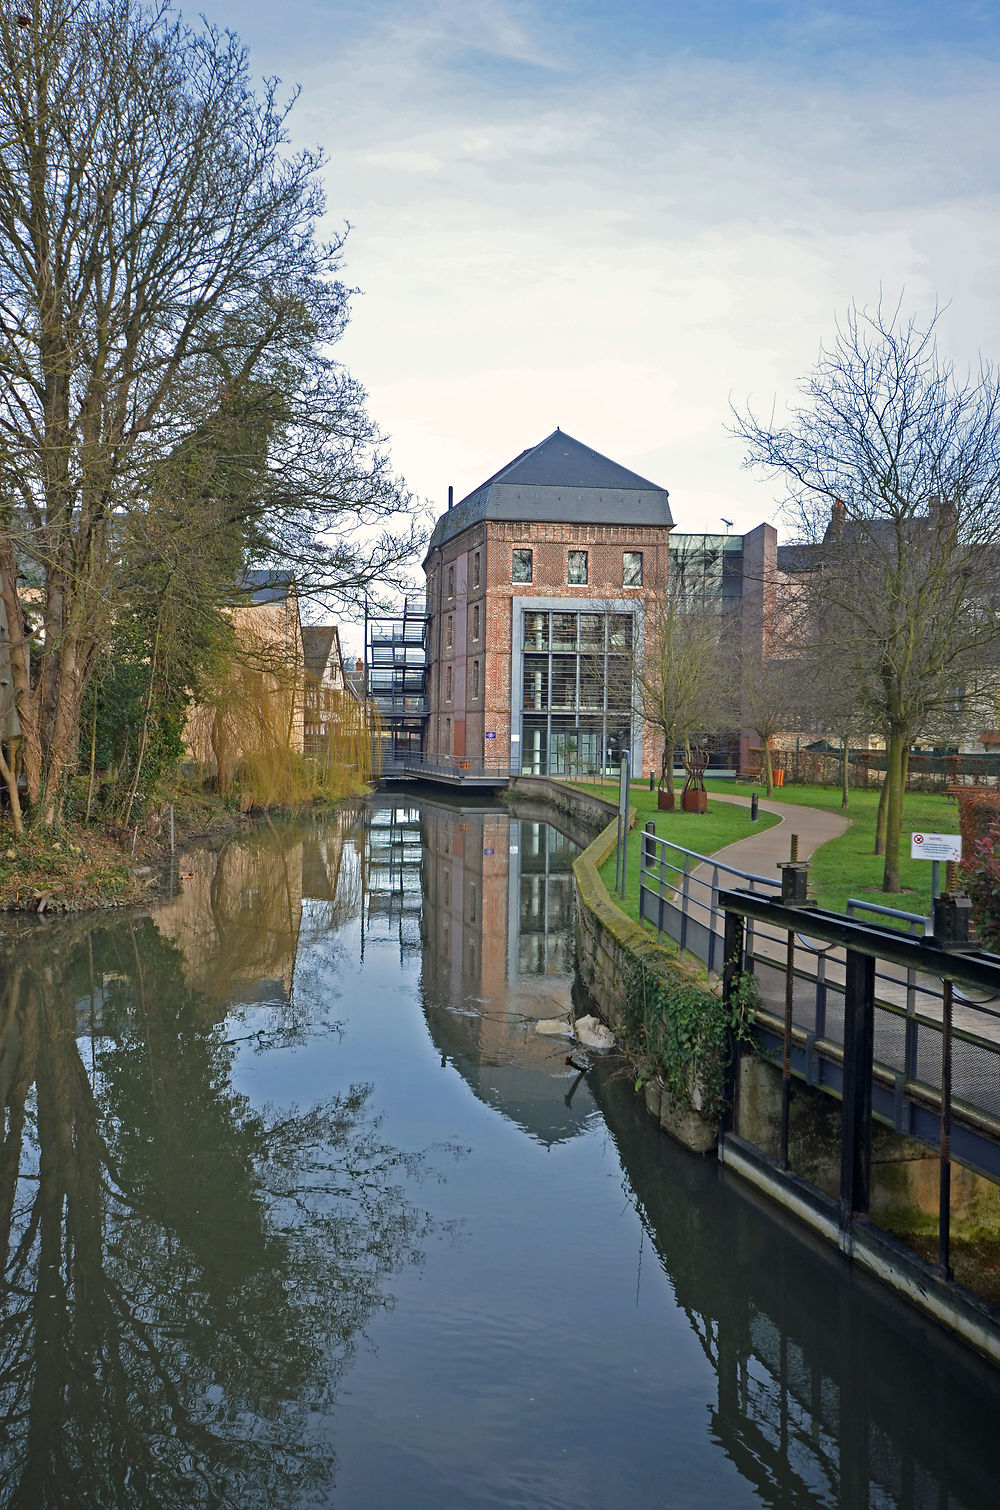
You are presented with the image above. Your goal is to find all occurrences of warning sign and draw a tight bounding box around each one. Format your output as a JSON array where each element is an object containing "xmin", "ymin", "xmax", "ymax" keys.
[{"xmin": 910, "ymin": 833, "xmax": 962, "ymax": 862}]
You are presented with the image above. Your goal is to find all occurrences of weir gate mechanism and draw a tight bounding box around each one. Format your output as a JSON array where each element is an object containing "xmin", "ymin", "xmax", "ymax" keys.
[{"xmin": 638, "ymin": 824, "xmax": 1000, "ymax": 1359}]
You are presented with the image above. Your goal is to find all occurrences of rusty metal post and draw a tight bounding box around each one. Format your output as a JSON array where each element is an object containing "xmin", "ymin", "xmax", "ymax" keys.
[
  {"xmin": 840, "ymin": 948, "xmax": 876, "ymax": 1233},
  {"xmin": 938, "ymin": 977, "xmax": 954, "ymax": 1281},
  {"xmin": 779, "ymin": 927, "xmax": 795, "ymax": 1169}
]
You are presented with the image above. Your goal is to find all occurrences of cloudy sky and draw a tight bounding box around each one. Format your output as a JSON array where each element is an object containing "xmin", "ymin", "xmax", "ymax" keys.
[{"xmin": 203, "ymin": 0, "xmax": 1000, "ymax": 557}]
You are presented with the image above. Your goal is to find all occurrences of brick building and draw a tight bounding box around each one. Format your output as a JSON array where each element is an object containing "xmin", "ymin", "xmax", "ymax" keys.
[{"xmin": 423, "ymin": 430, "xmax": 673, "ymax": 777}]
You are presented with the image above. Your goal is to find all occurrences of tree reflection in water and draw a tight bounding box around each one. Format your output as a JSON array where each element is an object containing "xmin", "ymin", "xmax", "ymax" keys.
[{"xmin": 0, "ymin": 914, "xmax": 428, "ymax": 1509}]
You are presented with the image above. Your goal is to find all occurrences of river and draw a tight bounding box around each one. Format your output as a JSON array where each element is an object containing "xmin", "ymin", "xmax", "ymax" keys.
[{"xmin": 0, "ymin": 794, "xmax": 997, "ymax": 1508}]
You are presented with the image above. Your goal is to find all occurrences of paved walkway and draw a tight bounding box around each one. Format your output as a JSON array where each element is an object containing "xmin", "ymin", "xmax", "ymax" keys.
[{"xmin": 696, "ymin": 791, "xmax": 851, "ymax": 882}]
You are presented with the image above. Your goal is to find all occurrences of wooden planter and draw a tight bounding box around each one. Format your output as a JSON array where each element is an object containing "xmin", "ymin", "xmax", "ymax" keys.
[
  {"xmin": 681, "ymin": 789, "xmax": 707, "ymax": 814},
  {"xmin": 657, "ymin": 789, "xmax": 675, "ymax": 811}
]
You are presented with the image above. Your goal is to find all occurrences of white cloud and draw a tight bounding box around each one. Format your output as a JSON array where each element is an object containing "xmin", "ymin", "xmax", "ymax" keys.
[{"xmin": 211, "ymin": 0, "xmax": 1000, "ymax": 550}]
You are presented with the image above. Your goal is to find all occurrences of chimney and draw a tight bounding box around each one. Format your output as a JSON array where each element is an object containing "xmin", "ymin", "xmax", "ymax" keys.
[
  {"xmin": 825, "ymin": 499, "xmax": 846, "ymax": 543},
  {"xmin": 448, "ymin": 485, "xmax": 454, "ymax": 510}
]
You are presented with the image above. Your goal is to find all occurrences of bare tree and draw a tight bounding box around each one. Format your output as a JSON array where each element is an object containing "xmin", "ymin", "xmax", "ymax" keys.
[
  {"xmin": 734, "ymin": 300, "xmax": 1000, "ymax": 890},
  {"xmin": 0, "ymin": 0, "xmax": 418, "ymax": 825},
  {"xmin": 637, "ymin": 593, "xmax": 729, "ymax": 803},
  {"xmin": 738, "ymin": 647, "xmax": 800, "ymax": 797}
]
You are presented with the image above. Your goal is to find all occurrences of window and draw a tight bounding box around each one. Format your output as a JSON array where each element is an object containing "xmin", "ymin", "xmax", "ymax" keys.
[
  {"xmin": 446, "ymin": 665, "xmax": 453, "ymax": 701},
  {"xmin": 523, "ymin": 610, "xmax": 548, "ymax": 649},
  {"xmin": 472, "ymin": 659, "xmax": 480, "ymax": 697},
  {"xmin": 623, "ymin": 551, "xmax": 643, "ymax": 587},
  {"xmin": 447, "ymin": 563, "xmax": 455, "ymax": 597},
  {"xmin": 512, "ymin": 548, "xmax": 533, "ymax": 584},
  {"xmin": 473, "ymin": 551, "xmax": 481, "ymax": 588},
  {"xmin": 568, "ymin": 549, "xmax": 588, "ymax": 585},
  {"xmin": 446, "ymin": 615, "xmax": 453, "ymax": 648},
  {"xmin": 472, "ymin": 603, "xmax": 480, "ymax": 640}
]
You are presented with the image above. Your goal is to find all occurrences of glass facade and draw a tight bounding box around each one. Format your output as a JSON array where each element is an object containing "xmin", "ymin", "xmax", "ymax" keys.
[{"xmin": 519, "ymin": 608, "xmax": 634, "ymax": 776}]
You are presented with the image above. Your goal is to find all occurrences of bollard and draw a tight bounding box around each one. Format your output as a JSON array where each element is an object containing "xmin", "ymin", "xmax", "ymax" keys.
[
  {"xmin": 649, "ymin": 771, "xmax": 655, "ymax": 791},
  {"xmin": 933, "ymin": 893, "xmax": 973, "ymax": 950},
  {"xmin": 750, "ymin": 792, "xmax": 758, "ymax": 822}
]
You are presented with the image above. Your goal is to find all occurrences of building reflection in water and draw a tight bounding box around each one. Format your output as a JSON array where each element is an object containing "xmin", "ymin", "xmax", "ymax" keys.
[{"xmin": 358, "ymin": 797, "xmax": 597, "ymax": 1147}]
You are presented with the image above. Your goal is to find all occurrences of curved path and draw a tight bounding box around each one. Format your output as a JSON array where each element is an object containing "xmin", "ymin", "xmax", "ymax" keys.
[{"xmin": 698, "ymin": 792, "xmax": 850, "ymax": 881}]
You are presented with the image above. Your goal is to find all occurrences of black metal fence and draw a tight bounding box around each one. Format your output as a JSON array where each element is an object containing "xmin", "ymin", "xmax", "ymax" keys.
[{"xmin": 718, "ymin": 889, "xmax": 1000, "ymax": 1284}]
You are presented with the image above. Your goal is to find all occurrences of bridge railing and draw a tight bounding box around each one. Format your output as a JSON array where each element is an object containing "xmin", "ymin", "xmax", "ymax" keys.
[
  {"xmin": 376, "ymin": 752, "xmax": 514, "ymax": 781},
  {"xmin": 717, "ymin": 885, "xmax": 1000, "ymax": 1296}
]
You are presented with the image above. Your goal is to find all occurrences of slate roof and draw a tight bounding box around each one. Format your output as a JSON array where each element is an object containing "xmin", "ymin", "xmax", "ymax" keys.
[
  {"xmin": 237, "ymin": 568, "xmax": 296, "ymax": 605},
  {"xmin": 302, "ymin": 625, "xmax": 338, "ymax": 679},
  {"xmin": 776, "ymin": 543, "xmax": 824, "ymax": 573},
  {"xmin": 426, "ymin": 429, "xmax": 673, "ymax": 556}
]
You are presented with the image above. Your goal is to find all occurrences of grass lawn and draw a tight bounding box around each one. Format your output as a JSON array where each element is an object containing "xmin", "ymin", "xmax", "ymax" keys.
[
  {"xmin": 570, "ymin": 778, "xmax": 962, "ymax": 927},
  {"xmin": 568, "ymin": 781, "xmax": 780, "ymax": 921},
  {"xmin": 705, "ymin": 779, "xmax": 960, "ymax": 918}
]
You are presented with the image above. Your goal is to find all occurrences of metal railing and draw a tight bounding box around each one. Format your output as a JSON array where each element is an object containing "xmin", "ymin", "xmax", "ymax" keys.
[
  {"xmin": 638, "ymin": 825, "xmax": 1000, "ymax": 1185},
  {"xmin": 377, "ymin": 752, "xmax": 513, "ymax": 782},
  {"xmin": 638, "ymin": 825, "xmax": 780, "ymax": 974},
  {"xmin": 718, "ymin": 887, "xmax": 1000, "ymax": 1292}
]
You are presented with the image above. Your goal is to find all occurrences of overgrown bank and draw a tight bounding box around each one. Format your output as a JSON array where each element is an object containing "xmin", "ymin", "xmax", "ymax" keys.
[
  {"xmin": 0, "ymin": 775, "xmax": 366, "ymax": 914},
  {"xmin": 571, "ymin": 806, "xmax": 748, "ymax": 1153}
]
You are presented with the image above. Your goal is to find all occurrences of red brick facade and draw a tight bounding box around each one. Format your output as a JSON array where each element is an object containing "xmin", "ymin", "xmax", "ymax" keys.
[{"xmin": 425, "ymin": 517, "xmax": 670, "ymax": 776}]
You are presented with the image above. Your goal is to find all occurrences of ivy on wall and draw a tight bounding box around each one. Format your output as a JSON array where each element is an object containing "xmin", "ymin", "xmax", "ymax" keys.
[{"xmin": 618, "ymin": 955, "xmax": 759, "ymax": 1119}]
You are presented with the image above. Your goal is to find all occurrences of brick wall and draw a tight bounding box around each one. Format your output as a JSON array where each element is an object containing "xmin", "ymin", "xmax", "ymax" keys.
[{"xmin": 425, "ymin": 516, "xmax": 670, "ymax": 767}]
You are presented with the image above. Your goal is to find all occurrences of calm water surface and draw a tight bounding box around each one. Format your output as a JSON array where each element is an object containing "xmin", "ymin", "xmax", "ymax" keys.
[{"xmin": 0, "ymin": 795, "xmax": 998, "ymax": 1509}]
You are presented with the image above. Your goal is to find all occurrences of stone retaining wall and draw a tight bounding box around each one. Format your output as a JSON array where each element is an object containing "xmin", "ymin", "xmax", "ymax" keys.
[
  {"xmin": 506, "ymin": 776, "xmax": 617, "ymax": 848},
  {"xmin": 571, "ymin": 805, "xmax": 719, "ymax": 1154}
]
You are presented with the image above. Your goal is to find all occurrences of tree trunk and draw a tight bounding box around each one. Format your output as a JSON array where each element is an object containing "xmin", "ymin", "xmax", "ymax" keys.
[
  {"xmin": 840, "ymin": 735, "xmax": 850, "ymax": 808},
  {"xmin": 874, "ymin": 768, "xmax": 889, "ymax": 855},
  {"xmin": 882, "ymin": 728, "xmax": 908, "ymax": 892},
  {"xmin": 763, "ymin": 739, "xmax": 774, "ymax": 797},
  {"xmin": 0, "ymin": 742, "xmax": 22, "ymax": 836},
  {"xmin": 661, "ymin": 727, "xmax": 676, "ymax": 800}
]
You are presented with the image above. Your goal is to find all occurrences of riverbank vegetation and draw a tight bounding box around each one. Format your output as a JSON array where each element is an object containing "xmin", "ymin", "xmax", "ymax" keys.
[{"xmin": 578, "ymin": 779, "xmax": 959, "ymax": 930}]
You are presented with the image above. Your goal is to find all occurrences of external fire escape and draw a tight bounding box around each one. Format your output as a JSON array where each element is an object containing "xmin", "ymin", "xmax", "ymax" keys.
[{"xmin": 365, "ymin": 596, "xmax": 429, "ymax": 769}]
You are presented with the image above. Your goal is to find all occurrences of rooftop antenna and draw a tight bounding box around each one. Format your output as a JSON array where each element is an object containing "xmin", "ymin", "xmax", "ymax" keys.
[{"xmin": 721, "ymin": 517, "xmax": 733, "ymax": 534}]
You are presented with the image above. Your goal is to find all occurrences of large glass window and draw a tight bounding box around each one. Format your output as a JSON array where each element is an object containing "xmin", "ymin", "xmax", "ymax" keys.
[
  {"xmin": 579, "ymin": 613, "xmax": 603, "ymax": 651},
  {"xmin": 512, "ymin": 548, "xmax": 533, "ymax": 584},
  {"xmin": 518, "ymin": 609, "xmax": 635, "ymax": 775},
  {"xmin": 550, "ymin": 656, "xmax": 577, "ymax": 709},
  {"xmin": 522, "ymin": 657, "xmax": 548, "ymax": 712},
  {"xmin": 552, "ymin": 613, "xmax": 577, "ymax": 651},
  {"xmin": 623, "ymin": 551, "xmax": 643, "ymax": 586}
]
